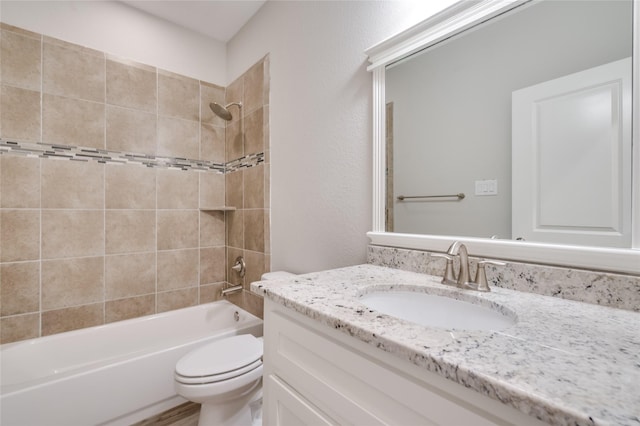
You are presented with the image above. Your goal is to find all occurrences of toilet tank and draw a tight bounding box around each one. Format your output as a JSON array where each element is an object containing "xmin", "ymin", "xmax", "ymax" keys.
[{"xmin": 261, "ymin": 271, "xmax": 295, "ymax": 280}]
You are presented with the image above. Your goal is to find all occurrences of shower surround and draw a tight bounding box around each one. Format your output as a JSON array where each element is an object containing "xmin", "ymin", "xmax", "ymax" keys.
[{"xmin": 0, "ymin": 22, "xmax": 270, "ymax": 344}]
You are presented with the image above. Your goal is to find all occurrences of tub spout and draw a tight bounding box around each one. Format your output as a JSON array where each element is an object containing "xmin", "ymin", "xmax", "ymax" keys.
[{"xmin": 222, "ymin": 284, "xmax": 243, "ymax": 296}]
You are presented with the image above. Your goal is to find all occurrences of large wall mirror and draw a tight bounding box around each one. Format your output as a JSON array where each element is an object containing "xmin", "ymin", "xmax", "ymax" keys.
[{"xmin": 366, "ymin": 0, "xmax": 640, "ymax": 274}]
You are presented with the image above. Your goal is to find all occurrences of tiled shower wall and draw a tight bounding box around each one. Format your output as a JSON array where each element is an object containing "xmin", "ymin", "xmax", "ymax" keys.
[{"xmin": 0, "ymin": 23, "xmax": 270, "ymax": 344}]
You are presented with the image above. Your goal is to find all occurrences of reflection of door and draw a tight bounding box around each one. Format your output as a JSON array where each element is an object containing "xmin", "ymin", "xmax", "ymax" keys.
[
  {"xmin": 385, "ymin": 102, "xmax": 394, "ymax": 232},
  {"xmin": 512, "ymin": 57, "xmax": 631, "ymax": 247}
]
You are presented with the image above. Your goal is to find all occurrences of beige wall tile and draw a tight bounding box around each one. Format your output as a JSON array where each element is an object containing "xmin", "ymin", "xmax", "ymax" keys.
[
  {"xmin": 0, "ymin": 313, "xmax": 39, "ymax": 344},
  {"xmin": 0, "ymin": 23, "xmax": 40, "ymax": 38},
  {"xmin": 200, "ymin": 124, "xmax": 225, "ymax": 163},
  {"xmin": 243, "ymin": 250, "xmax": 266, "ymax": 289},
  {"xmin": 105, "ymin": 252, "xmax": 156, "ymax": 299},
  {"xmin": 244, "ymin": 107, "xmax": 264, "ymax": 155},
  {"xmin": 199, "ymin": 210, "xmax": 225, "ymax": 247},
  {"xmin": 41, "ymin": 256, "xmax": 104, "ymax": 310},
  {"xmin": 157, "ymin": 287, "xmax": 197, "ymax": 313},
  {"xmin": 244, "ymin": 60, "xmax": 264, "ymax": 114},
  {"xmin": 42, "ymin": 94, "xmax": 105, "ymax": 149},
  {"xmin": 105, "ymin": 164, "xmax": 156, "ymax": 209},
  {"xmin": 105, "ymin": 210, "xmax": 156, "ymax": 254},
  {"xmin": 41, "ymin": 303, "xmax": 103, "ymax": 336},
  {"xmin": 244, "ymin": 209, "xmax": 265, "ymax": 253},
  {"xmin": 1, "ymin": 29, "xmax": 41, "ymax": 90},
  {"xmin": 41, "ymin": 159, "xmax": 104, "ymax": 209},
  {"xmin": 225, "ymin": 77, "xmax": 243, "ymax": 125},
  {"xmin": 0, "ymin": 155, "xmax": 40, "ymax": 208},
  {"xmin": 243, "ymin": 290, "xmax": 264, "ymax": 319},
  {"xmin": 158, "ymin": 72, "xmax": 199, "ymax": 121},
  {"xmin": 157, "ymin": 210, "xmax": 198, "ymax": 250},
  {"xmin": 244, "ymin": 165, "xmax": 264, "ymax": 209},
  {"xmin": 263, "ymin": 56, "xmax": 270, "ymax": 106},
  {"xmin": 199, "ymin": 283, "xmax": 224, "ymax": 304},
  {"xmin": 43, "ymin": 41, "xmax": 105, "ymax": 102},
  {"xmin": 264, "ymin": 210, "xmax": 271, "ymax": 255},
  {"xmin": 106, "ymin": 105, "xmax": 157, "ymax": 155},
  {"xmin": 225, "ymin": 120, "xmax": 242, "ymax": 161},
  {"xmin": 0, "ymin": 24, "xmax": 271, "ymax": 342},
  {"xmin": 157, "ymin": 249, "xmax": 198, "ymax": 291},
  {"xmin": 42, "ymin": 210, "xmax": 104, "ymax": 259},
  {"xmin": 225, "ymin": 170, "xmax": 243, "ymax": 209},
  {"xmin": 0, "ymin": 85, "xmax": 41, "ymax": 141},
  {"xmin": 200, "ymin": 82, "xmax": 226, "ymax": 127},
  {"xmin": 264, "ymin": 163, "xmax": 270, "ymax": 208},
  {"xmin": 1, "ymin": 261, "xmax": 40, "ymax": 316},
  {"xmin": 157, "ymin": 168, "xmax": 198, "ymax": 209},
  {"xmin": 0, "ymin": 209, "xmax": 39, "ymax": 262},
  {"xmin": 200, "ymin": 246, "xmax": 225, "ymax": 285},
  {"xmin": 157, "ymin": 116, "xmax": 199, "ymax": 160},
  {"xmin": 226, "ymin": 210, "xmax": 244, "ymax": 250},
  {"xmin": 106, "ymin": 58, "xmax": 157, "ymax": 113},
  {"xmin": 105, "ymin": 294, "xmax": 155, "ymax": 323},
  {"xmin": 264, "ymin": 105, "xmax": 270, "ymax": 152},
  {"xmin": 199, "ymin": 172, "xmax": 224, "ymax": 208}
]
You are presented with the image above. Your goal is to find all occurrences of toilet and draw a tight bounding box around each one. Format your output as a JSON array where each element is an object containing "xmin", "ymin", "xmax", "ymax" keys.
[{"xmin": 174, "ymin": 271, "xmax": 295, "ymax": 426}]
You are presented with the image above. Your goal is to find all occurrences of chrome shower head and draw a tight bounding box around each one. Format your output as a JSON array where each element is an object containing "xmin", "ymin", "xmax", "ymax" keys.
[{"xmin": 209, "ymin": 102, "xmax": 242, "ymax": 121}]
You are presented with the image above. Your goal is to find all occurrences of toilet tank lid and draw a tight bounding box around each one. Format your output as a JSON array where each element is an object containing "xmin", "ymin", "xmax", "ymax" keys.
[{"xmin": 261, "ymin": 271, "xmax": 295, "ymax": 280}]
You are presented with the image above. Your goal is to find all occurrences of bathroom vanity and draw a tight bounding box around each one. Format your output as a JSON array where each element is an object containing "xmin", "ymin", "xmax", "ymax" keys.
[{"xmin": 252, "ymin": 265, "xmax": 640, "ymax": 425}]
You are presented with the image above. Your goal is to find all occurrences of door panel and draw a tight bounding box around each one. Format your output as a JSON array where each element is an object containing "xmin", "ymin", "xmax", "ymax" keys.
[{"xmin": 512, "ymin": 57, "xmax": 632, "ymax": 247}]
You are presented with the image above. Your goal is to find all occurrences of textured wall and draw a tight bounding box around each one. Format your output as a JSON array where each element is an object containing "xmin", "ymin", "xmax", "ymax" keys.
[{"xmin": 227, "ymin": 0, "xmax": 457, "ymax": 274}]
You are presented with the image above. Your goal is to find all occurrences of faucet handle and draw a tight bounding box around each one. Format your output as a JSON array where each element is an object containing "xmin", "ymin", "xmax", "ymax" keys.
[
  {"xmin": 432, "ymin": 254, "xmax": 457, "ymax": 285},
  {"xmin": 474, "ymin": 260, "xmax": 506, "ymax": 292}
]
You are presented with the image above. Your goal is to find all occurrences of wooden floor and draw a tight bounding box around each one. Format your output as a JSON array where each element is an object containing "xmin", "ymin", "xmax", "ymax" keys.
[{"xmin": 132, "ymin": 402, "xmax": 200, "ymax": 426}]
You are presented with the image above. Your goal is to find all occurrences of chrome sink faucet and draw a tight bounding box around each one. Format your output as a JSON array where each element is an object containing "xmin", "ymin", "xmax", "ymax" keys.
[
  {"xmin": 446, "ymin": 241, "xmax": 474, "ymax": 289},
  {"xmin": 433, "ymin": 241, "xmax": 505, "ymax": 292}
]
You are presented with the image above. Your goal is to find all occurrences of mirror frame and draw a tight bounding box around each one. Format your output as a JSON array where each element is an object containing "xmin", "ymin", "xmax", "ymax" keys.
[{"xmin": 365, "ymin": 0, "xmax": 640, "ymax": 274}]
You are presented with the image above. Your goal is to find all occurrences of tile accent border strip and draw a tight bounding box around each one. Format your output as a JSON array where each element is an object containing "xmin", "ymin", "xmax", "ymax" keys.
[{"xmin": 0, "ymin": 139, "xmax": 264, "ymax": 173}]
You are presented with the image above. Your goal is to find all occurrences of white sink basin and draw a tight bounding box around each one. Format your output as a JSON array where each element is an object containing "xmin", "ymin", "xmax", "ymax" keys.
[{"xmin": 360, "ymin": 291, "xmax": 515, "ymax": 331}]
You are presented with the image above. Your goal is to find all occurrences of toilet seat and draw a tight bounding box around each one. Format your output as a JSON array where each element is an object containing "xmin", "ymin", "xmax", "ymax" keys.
[
  {"xmin": 176, "ymin": 358, "xmax": 262, "ymax": 384},
  {"xmin": 175, "ymin": 334, "xmax": 262, "ymax": 385}
]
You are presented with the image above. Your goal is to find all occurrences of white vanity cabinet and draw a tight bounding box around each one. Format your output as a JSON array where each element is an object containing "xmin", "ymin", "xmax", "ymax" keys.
[{"xmin": 263, "ymin": 299, "xmax": 545, "ymax": 426}]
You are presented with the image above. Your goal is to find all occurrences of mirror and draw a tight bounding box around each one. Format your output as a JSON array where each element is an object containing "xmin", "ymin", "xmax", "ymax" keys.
[{"xmin": 366, "ymin": 0, "xmax": 640, "ymax": 274}]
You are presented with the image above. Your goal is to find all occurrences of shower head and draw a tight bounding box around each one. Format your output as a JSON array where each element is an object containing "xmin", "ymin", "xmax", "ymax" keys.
[{"xmin": 209, "ymin": 102, "xmax": 242, "ymax": 121}]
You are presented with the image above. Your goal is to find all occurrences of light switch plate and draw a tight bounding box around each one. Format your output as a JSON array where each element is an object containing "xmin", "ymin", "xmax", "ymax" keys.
[{"xmin": 475, "ymin": 179, "xmax": 498, "ymax": 196}]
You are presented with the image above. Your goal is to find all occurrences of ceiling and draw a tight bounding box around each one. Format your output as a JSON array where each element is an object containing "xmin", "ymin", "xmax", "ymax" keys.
[{"xmin": 120, "ymin": 0, "xmax": 267, "ymax": 42}]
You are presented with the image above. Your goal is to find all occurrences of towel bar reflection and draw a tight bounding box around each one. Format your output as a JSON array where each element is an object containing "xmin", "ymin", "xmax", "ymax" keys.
[{"xmin": 397, "ymin": 193, "xmax": 465, "ymax": 201}]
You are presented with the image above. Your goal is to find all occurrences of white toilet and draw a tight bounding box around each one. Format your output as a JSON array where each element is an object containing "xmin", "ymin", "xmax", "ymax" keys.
[{"xmin": 174, "ymin": 271, "xmax": 295, "ymax": 426}]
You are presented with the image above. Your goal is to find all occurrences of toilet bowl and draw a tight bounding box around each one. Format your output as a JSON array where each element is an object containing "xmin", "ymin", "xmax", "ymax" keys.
[
  {"xmin": 175, "ymin": 271, "xmax": 295, "ymax": 426},
  {"xmin": 175, "ymin": 334, "xmax": 263, "ymax": 426}
]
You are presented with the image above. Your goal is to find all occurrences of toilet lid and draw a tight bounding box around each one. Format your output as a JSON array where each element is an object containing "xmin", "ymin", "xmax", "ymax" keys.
[{"xmin": 175, "ymin": 334, "xmax": 262, "ymax": 378}]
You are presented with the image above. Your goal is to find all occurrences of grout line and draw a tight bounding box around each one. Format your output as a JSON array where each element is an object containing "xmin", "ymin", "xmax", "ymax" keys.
[{"xmin": 38, "ymin": 33, "xmax": 44, "ymax": 338}]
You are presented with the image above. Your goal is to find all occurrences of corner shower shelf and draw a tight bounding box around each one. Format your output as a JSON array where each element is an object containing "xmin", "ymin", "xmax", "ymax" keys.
[{"xmin": 199, "ymin": 206, "xmax": 237, "ymax": 211}]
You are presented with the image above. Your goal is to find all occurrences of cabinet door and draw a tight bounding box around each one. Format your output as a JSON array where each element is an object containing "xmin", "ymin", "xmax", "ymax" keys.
[{"xmin": 265, "ymin": 374, "xmax": 335, "ymax": 426}]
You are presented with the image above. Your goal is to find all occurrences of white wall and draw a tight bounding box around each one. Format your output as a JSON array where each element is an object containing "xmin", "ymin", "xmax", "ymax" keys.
[
  {"xmin": 0, "ymin": 0, "xmax": 226, "ymax": 84},
  {"xmin": 227, "ymin": 1, "xmax": 456, "ymax": 273}
]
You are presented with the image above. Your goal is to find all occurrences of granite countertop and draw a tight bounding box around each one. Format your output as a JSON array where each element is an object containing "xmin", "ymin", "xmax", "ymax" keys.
[{"xmin": 251, "ymin": 264, "xmax": 640, "ymax": 426}]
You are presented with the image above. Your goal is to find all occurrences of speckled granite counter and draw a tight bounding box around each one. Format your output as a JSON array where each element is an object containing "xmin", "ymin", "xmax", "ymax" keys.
[{"xmin": 251, "ymin": 264, "xmax": 640, "ymax": 426}]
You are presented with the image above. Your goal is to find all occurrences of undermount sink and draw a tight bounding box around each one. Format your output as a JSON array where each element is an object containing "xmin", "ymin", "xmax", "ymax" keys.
[{"xmin": 359, "ymin": 291, "xmax": 516, "ymax": 331}]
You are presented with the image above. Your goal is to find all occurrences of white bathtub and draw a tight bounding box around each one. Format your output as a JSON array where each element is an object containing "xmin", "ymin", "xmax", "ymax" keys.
[{"xmin": 0, "ymin": 300, "xmax": 263, "ymax": 426}]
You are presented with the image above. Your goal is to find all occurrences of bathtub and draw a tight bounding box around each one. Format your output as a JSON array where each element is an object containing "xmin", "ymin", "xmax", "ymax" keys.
[{"xmin": 0, "ymin": 300, "xmax": 263, "ymax": 426}]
